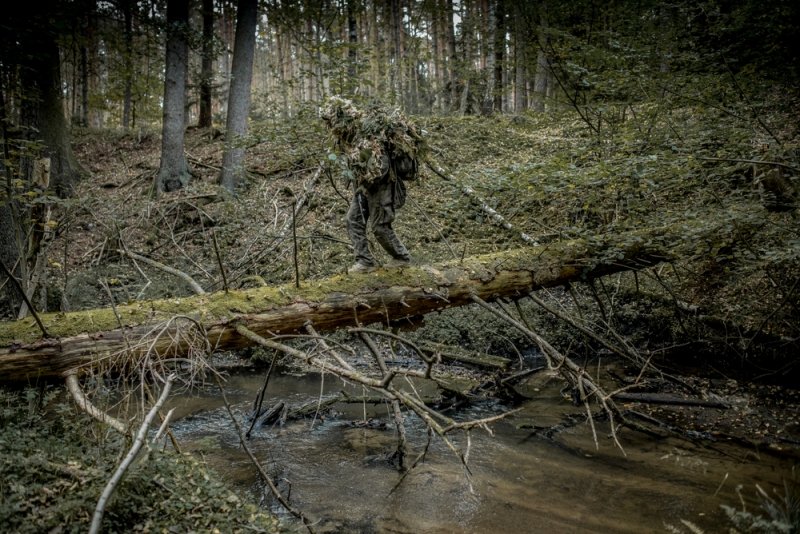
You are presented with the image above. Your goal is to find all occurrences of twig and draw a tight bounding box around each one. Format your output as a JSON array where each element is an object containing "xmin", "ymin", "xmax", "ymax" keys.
[
  {"xmin": 407, "ymin": 195, "xmax": 458, "ymax": 259},
  {"xmin": 247, "ymin": 353, "xmax": 278, "ymax": 438},
  {"xmin": 527, "ymin": 292, "xmax": 644, "ymax": 366},
  {"xmin": 89, "ymin": 375, "xmax": 174, "ymax": 534},
  {"xmin": 305, "ymin": 323, "xmax": 355, "ymax": 371},
  {"xmin": 356, "ymin": 331, "xmax": 407, "ymax": 469}
]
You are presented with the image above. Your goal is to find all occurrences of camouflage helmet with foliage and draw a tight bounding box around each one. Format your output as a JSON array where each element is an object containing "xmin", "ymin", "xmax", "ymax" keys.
[
  {"xmin": 321, "ymin": 96, "xmax": 362, "ymax": 148},
  {"xmin": 322, "ymin": 95, "xmax": 426, "ymax": 185}
]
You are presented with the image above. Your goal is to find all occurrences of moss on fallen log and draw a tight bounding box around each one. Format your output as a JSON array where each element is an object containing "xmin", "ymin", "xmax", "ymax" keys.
[{"xmin": 0, "ymin": 230, "xmax": 672, "ymax": 382}]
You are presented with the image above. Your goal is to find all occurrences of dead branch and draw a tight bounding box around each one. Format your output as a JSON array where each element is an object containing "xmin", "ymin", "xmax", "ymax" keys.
[
  {"xmin": 527, "ymin": 292, "xmax": 646, "ymax": 366},
  {"xmin": 215, "ymin": 375, "xmax": 315, "ymax": 533},
  {"xmin": 89, "ymin": 375, "xmax": 175, "ymax": 534},
  {"xmin": 65, "ymin": 372, "xmax": 128, "ymax": 434},
  {"xmin": 120, "ymin": 249, "xmax": 205, "ymax": 295},
  {"xmin": 471, "ymin": 294, "xmax": 629, "ymax": 453}
]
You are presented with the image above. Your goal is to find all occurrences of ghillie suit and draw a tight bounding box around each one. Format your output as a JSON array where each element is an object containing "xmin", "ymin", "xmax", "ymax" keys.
[{"xmin": 322, "ymin": 97, "xmax": 426, "ymax": 271}]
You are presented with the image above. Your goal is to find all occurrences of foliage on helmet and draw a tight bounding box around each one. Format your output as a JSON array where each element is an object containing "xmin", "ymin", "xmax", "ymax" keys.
[{"xmin": 322, "ymin": 96, "xmax": 426, "ymax": 186}]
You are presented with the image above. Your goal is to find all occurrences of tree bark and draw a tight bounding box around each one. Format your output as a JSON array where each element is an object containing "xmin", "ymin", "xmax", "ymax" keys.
[
  {"xmin": 445, "ymin": 0, "xmax": 458, "ymax": 111},
  {"xmin": 218, "ymin": 0, "xmax": 258, "ymax": 193},
  {"xmin": 198, "ymin": 0, "xmax": 215, "ymax": 129},
  {"xmin": 121, "ymin": 0, "xmax": 134, "ymax": 129},
  {"xmin": 156, "ymin": 0, "xmax": 191, "ymax": 193},
  {"xmin": 1, "ymin": 1, "xmax": 82, "ymax": 314},
  {"xmin": 531, "ymin": 4, "xmax": 550, "ymax": 113},
  {"xmin": 493, "ymin": 0, "xmax": 505, "ymax": 112},
  {"xmin": 0, "ymin": 233, "xmax": 672, "ymax": 382}
]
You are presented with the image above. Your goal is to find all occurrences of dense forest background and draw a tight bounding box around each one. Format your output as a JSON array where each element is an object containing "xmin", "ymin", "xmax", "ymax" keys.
[
  {"xmin": 0, "ymin": 0, "xmax": 798, "ymax": 302},
  {"xmin": 0, "ymin": 0, "xmax": 798, "ymax": 371},
  {"xmin": 1, "ymin": 0, "xmax": 800, "ymax": 532}
]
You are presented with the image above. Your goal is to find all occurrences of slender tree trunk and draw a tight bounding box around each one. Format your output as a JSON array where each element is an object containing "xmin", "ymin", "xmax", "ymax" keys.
[
  {"xmin": 532, "ymin": 4, "xmax": 550, "ymax": 113},
  {"xmin": 347, "ymin": 0, "xmax": 358, "ymax": 91},
  {"xmin": 80, "ymin": 43, "xmax": 89, "ymax": 127},
  {"xmin": 493, "ymin": 0, "xmax": 505, "ymax": 113},
  {"xmin": 122, "ymin": 0, "xmax": 134, "ymax": 129},
  {"xmin": 513, "ymin": 3, "xmax": 527, "ymax": 114},
  {"xmin": 482, "ymin": 0, "xmax": 496, "ymax": 114},
  {"xmin": 220, "ymin": 2, "xmax": 235, "ymax": 118},
  {"xmin": 198, "ymin": 0, "xmax": 215, "ymax": 128},
  {"xmin": 446, "ymin": 0, "xmax": 458, "ymax": 111},
  {"xmin": 155, "ymin": 0, "xmax": 191, "ymax": 193},
  {"xmin": 369, "ymin": 1, "xmax": 380, "ymax": 98},
  {"xmin": 390, "ymin": 0, "xmax": 402, "ymax": 105},
  {"xmin": 276, "ymin": 29, "xmax": 289, "ymax": 118},
  {"xmin": 218, "ymin": 0, "xmax": 257, "ymax": 194}
]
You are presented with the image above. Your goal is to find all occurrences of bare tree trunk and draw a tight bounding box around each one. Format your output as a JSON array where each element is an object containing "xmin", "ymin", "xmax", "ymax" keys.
[
  {"xmin": 347, "ymin": 0, "xmax": 358, "ymax": 90},
  {"xmin": 446, "ymin": 0, "xmax": 458, "ymax": 111},
  {"xmin": 482, "ymin": 0, "xmax": 496, "ymax": 114},
  {"xmin": 121, "ymin": 0, "xmax": 134, "ymax": 129},
  {"xmin": 155, "ymin": 0, "xmax": 191, "ymax": 193},
  {"xmin": 369, "ymin": 1, "xmax": 381, "ymax": 98},
  {"xmin": 493, "ymin": 0, "xmax": 505, "ymax": 113},
  {"xmin": 276, "ymin": 29, "xmax": 290, "ymax": 117},
  {"xmin": 198, "ymin": 0, "xmax": 215, "ymax": 128},
  {"xmin": 390, "ymin": 0, "xmax": 402, "ymax": 105},
  {"xmin": 219, "ymin": 0, "xmax": 258, "ymax": 194},
  {"xmin": 513, "ymin": 3, "xmax": 527, "ymax": 114},
  {"xmin": 532, "ymin": 5, "xmax": 550, "ymax": 113},
  {"xmin": 80, "ymin": 43, "xmax": 89, "ymax": 127}
]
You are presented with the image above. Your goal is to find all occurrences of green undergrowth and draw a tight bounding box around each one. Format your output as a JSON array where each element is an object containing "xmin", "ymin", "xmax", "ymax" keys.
[{"xmin": 0, "ymin": 387, "xmax": 280, "ymax": 533}]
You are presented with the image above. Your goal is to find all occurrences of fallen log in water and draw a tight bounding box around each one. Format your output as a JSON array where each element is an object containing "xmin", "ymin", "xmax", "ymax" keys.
[{"xmin": 0, "ymin": 229, "xmax": 673, "ymax": 382}]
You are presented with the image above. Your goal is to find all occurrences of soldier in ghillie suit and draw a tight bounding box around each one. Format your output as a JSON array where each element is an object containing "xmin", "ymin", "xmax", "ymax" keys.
[{"xmin": 322, "ymin": 97, "xmax": 425, "ymax": 273}]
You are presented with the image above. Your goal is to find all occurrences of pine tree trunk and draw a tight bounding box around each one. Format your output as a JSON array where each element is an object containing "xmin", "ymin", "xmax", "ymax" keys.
[
  {"xmin": 532, "ymin": 5, "xmax": 550, "ymax": 113},
  {"xmin": 219, "ymin": 0, "xmax": 257, "ymax": 193},
  {"xmin": 156, "ymin": 0, "xmax": 191, "ymax": 193},
  {"xmin": 122, "ymin": 0, "xmax": 134, "ymax": 129},
  {"xmin": 513, "ymin": 3, "xmax": 527, "ymax": 114},
  {"xmin": 198, "ymin": 0, "xmax": 215, "ymax": 128},
  {"xmin": 493, "ymin": 0, "xmax": 505, "ymax": 112},
  {"xmin": 446, "ymin": 0, "xmax": 458, "ymax": 111}
]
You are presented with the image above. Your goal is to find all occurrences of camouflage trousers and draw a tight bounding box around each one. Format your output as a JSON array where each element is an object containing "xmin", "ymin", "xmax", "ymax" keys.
[{"xmin": 346, "ymin": 179, "xmax": 410, "ymax": 267}]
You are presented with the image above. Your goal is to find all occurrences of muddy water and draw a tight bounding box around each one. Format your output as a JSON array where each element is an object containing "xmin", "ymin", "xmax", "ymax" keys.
[{"xmin": 167, "ymin": 369, "xmax": 794, "ymax": 533}]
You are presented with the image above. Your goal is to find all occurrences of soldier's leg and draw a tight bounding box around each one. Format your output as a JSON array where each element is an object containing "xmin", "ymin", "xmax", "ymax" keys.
[
  {"xmin": 346, "ymin": 191, "xmax": 376, "ymax": 266},
  {"xmin": 372, "ymin": 200, "xmax": 410, "ymax": 261},
  {"xmin": 374, "ymin": 220, "xmax": 410, "ymax": 261}
]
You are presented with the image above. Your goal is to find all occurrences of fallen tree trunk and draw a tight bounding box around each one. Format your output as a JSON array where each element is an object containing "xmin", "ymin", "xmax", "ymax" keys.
[{"xmin": 0, "ymin": 230, "xmax": 672, "ymax": 382}]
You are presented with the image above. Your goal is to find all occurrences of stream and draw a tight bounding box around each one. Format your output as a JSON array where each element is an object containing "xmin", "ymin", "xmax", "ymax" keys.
[{"xmin": 166, "ymin": 367, "xmax": 795, "ymax": 533}]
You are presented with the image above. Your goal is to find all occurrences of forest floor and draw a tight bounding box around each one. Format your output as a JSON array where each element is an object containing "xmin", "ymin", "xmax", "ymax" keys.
[{"xmin": 3, "ymin": 102, "xmax": 800, "ymax": 531}]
